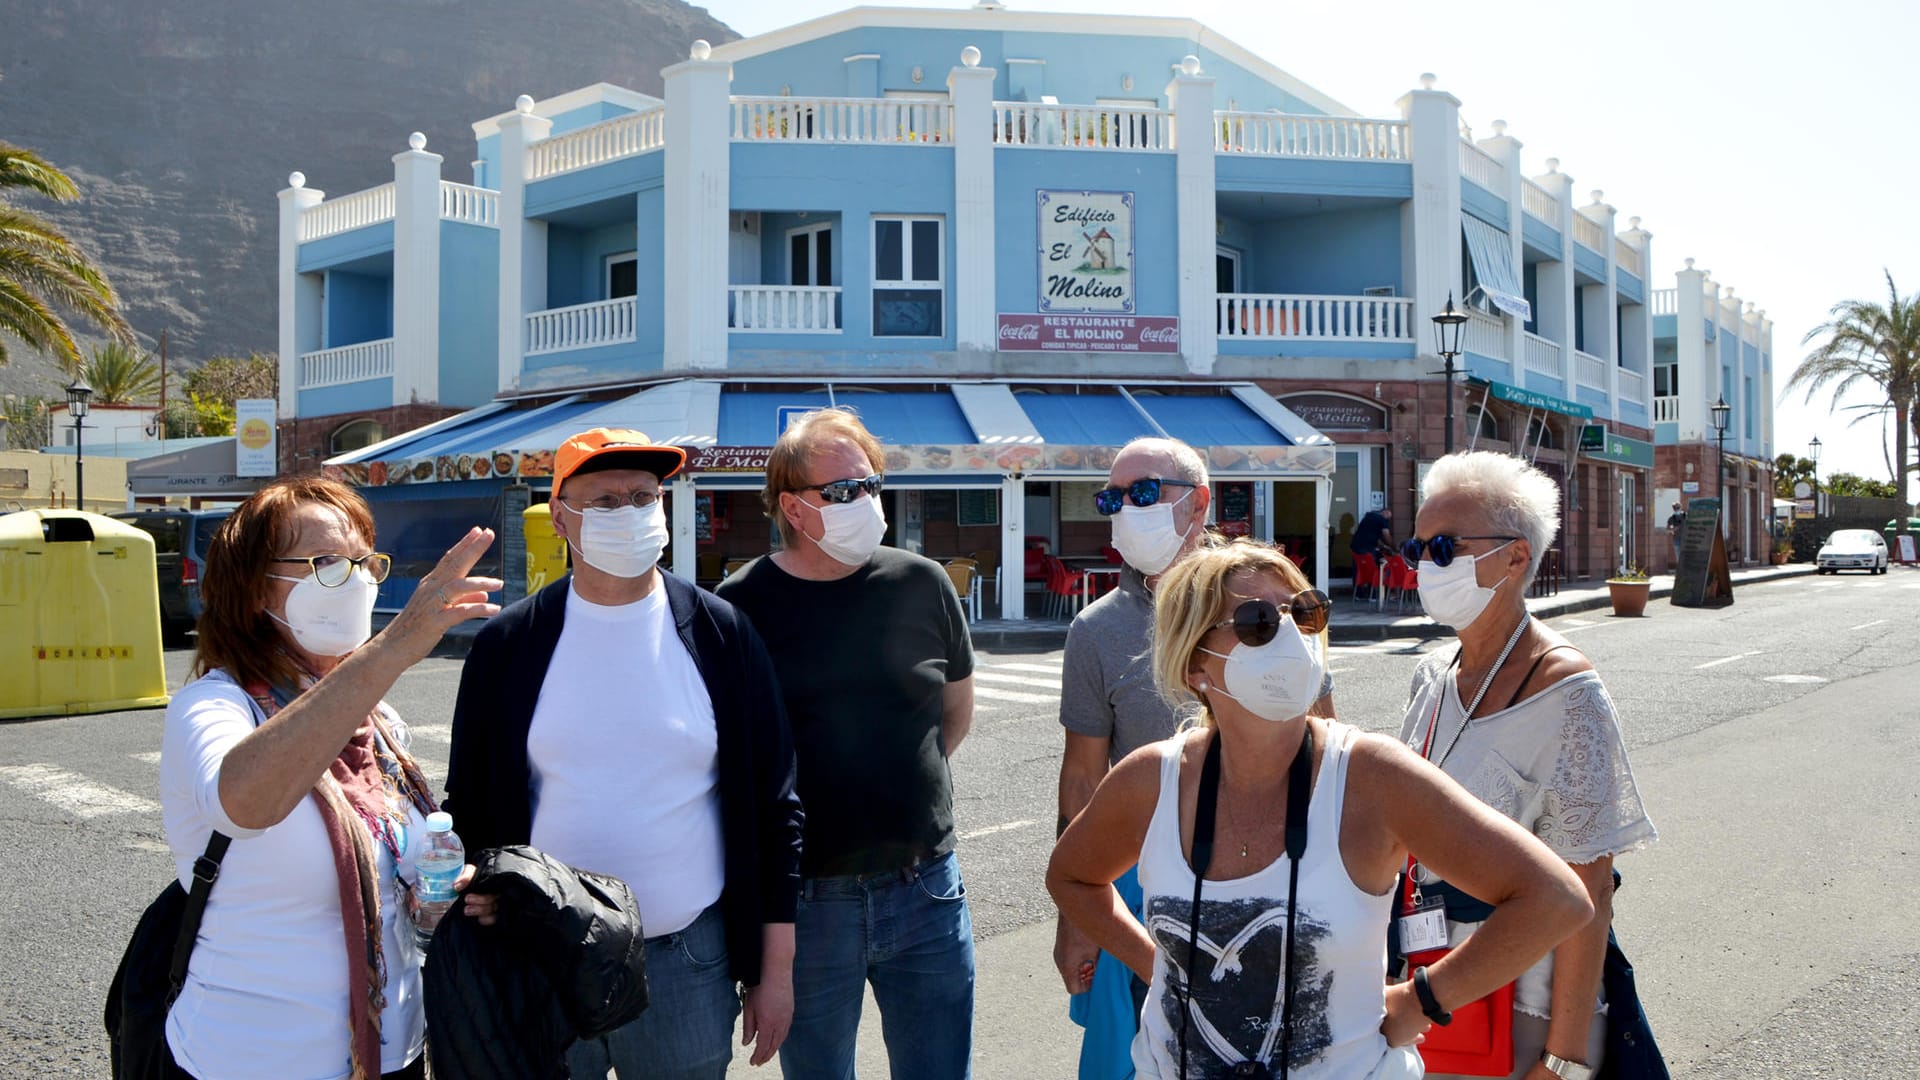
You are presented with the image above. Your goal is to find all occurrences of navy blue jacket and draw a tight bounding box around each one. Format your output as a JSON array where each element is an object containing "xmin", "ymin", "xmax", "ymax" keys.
[{"xmin": 445, "ymin": 571, "xmax": 803, "ymax": 988}]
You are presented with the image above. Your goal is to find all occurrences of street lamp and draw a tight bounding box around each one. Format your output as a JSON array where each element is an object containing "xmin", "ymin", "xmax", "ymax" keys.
[
  {"xmin": 1709, "ymin": 395, "xmax": 1731, "ymax": 507},
  {"xmin": 67, "ymin": 376, "xmax": 93, "ymax": 512},
  {"xmin": 1430, "ymin": 293, "xmax": 1469, "ymax": 455},
  {"xmin": 1808, "ymin": 434, "xmax": 1823, "ymax": 516}
]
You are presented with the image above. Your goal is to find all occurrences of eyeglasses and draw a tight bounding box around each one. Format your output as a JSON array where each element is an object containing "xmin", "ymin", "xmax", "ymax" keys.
[
  {"xmin": 1207, "ymin": 591, "xmax": 1331, "ymax": 645},
  {"xmin": 1401, "ymin": 534, "xmax": 1519, "ymax": 568},
  {"xmin": 557, "ymin": 489, "xmax": 661, "ymax": 513},
  {"xmin": 798, "ymin": 474, "xmax": 884, "ymax": 504},
  {"xmin": 1093, "ymin": 477, "xmax": 1197, "ymax": 516},
  {"xmin": 270, "ymin": 552, "xmax": 393, "ymax": 587}
]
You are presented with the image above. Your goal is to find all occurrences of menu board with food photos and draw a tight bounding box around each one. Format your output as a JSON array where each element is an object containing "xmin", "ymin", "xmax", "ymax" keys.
[{"xmin": 1216, "ymin": 482, "xmax": 1252, "ymax": 537}]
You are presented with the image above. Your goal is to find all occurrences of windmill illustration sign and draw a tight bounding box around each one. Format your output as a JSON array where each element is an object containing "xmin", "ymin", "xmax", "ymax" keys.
[{"xmin": 1038, "ymin": 189, "xmax": 1134, "ymax": 313}]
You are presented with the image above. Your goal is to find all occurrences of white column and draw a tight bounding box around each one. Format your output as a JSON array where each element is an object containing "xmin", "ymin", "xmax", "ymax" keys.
[
  {"xmin": 391, "ymin": 133, "xmax": 443, "ymax": 406},
  {"xmin": 664, "ymin": 41, "xmax": 732, "ymax": 372},
  {"xmin": 949, "ymin": 48, "xmax": 997, "ymax": 356},
  {"xmin": 1578, "ymin": 191, "xmax": 1619, "ymax": 419},
  {"xmin": 1167, "ymin": 57, "xmax": 1218, "ymax": 376},
  {"xmin": 1313, "ymin": 477, "xmax": 1331, "ymax": 593},
  {"xmin": 1398, "ymin": 76, "xmax": 1463, "ymax": 381},
  {"xmin": 671, "ymin": 475, "xmax": 698, "ymax": 581},
  {"xmin": 1532, "ymin": 159, "xmax": 1575, "ymax": 394},
  {"xmin": 1674, "ymin": 260, "xmax": 1708, "ymax": 441},
  {"xmin": 1757, "ymin": 311, "xmax": 1774, "ymax": 456},
  {"xmin": 278, "ymin": 174, "xmax": 324, "ymax": 417},
  {"xmin": 496, "ymin": 97, "xmax": 552, "ymax": 395},
  {"xmin": 1480, "ymin": 121, "xmax": 1525, "ymax": 366},
  {"xmin": 1001, "ymin": 476, "xmax": 1026, "ymax": 620},
  {"xmin": 1619, "ymin": 217, "xmax": 1653, "ymax": 410}
]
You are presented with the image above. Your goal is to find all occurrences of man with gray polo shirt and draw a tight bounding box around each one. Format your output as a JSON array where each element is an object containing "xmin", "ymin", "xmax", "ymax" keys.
[{"xmin": 1051, "ymin": 436, "xmax": 1333, "ymax": 1080}]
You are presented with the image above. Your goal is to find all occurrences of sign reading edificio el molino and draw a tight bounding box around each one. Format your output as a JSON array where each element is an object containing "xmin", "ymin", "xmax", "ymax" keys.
[{"xmin": 1038, "ymin": 190, "xmax": 1133, "ymax": 313}]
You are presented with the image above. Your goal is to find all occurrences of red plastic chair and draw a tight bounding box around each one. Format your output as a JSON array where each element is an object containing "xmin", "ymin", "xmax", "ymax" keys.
[
  {"xmin": 1382, "ymin": 555, "xmax": 1416, "ymax": 611},
  {"xmin": 1351, "ymin": 553, "xmax": 1380, "ymax": 600},
  {"xmin": 1043, "ymin": 555, "xmax": 1088, "ymax": 618}
]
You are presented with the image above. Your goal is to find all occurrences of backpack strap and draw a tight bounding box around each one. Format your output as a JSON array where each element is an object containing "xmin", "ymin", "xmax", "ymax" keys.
[
  {"xmin": 1503, "ymin": 644, "xmax": 1584, "ymax": 710},
  {"xmin": 168, "ymin": 831, "xmax": 231, "ymax": 1000}
]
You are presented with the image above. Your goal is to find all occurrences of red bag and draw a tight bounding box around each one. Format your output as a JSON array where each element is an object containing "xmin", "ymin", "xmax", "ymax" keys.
[{"xmin": 1406, "ymin": 946, "xmax": 1514, "ymax": 1076}]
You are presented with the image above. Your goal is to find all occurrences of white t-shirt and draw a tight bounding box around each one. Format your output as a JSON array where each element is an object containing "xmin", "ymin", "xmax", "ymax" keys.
[
  {"xmin": 159, "ymin": 670, "xmax": 426, "ymax": 1080},
  {"xmin": 528, "ymin": 583, "xmax": 724, "ymax": 937}
]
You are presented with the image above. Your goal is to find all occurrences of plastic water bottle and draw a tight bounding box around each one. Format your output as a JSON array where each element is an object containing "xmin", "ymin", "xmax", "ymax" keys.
[{"xmin": 413, "ymin": 811, "xmax": 463, "ymax": 951}]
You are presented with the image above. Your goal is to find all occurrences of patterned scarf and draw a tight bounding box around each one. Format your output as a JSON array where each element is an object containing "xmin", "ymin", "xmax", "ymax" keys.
[{"xmin": 250, "ymin": 677, "xmax": 438, "ymax": 1080}]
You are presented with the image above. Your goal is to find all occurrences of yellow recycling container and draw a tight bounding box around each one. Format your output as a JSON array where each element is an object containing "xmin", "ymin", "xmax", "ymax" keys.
[
  {"xmin": 522, "ymin": 502, "xmax": 569, "ymax": 596},
  {"xmin": 0, "ymin": 510, "xmax": 170, "ymax": 719}
]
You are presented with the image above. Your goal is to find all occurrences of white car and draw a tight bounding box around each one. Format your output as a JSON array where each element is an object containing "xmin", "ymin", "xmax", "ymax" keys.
[{"xmin": 1815, "ymin": 529, "xmax": 1889, "ymax": 574}]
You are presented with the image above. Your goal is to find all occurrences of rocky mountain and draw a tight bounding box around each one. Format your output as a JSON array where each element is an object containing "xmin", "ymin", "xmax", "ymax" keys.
[{"xmin": 0, "ymin": 0, "xmax": 738, "ymax": 398}]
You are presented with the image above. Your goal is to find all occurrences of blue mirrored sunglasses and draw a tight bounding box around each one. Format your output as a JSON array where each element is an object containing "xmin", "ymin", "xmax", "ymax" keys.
[
  {"xmin": 1401, "ymin": 534, "xmax": 1519, "ymax": 568},
  {"xmin": 1093, "ymin": 477, "xmax": 1196, "ymax": 516}
]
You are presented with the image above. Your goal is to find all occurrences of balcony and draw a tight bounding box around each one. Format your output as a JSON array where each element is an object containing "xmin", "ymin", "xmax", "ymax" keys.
[
  {"xmin": 1464, "ymin": 309, "xmax": 1507, "ymax": 361},
  {"xmin": 438, "ymin": 181, "xmax": 499, "ymax": 226},
  {"xmin": 1574, "ymin": 349, "xmax": 1609, "ymax": 392},
  {"xmin": 1521, "ymin": 178, "xmax": 1557, "ymax": 222},
  {"xmin": 527, "ymin": 108, "xmax": 666, "ymax": 180},
  {"xmin": 734, "ymin": 96, "xmax": 952, "ymax": 145},
  {"xmin": 729, "ymin": 285, "xmax": 842, "ymax": 333},
  {"xmin": 1216, "ymin": 294, "xmax": 1415, "ymax": 342},
  {"xmin": 1614, "ymin": 238, "xmax": 1642, "ymax": 277},
  {"xmin": 994, "ymin": 101, "xmax": 1172, "ymax": 151},
  {"xmin": 1651, "ymin": 288, "xmax": 1677, "ymax": 315},
  {"xmin": 299, "ymin": 338, "xmax": 394, "ymax": 389},
  {"xmin": 1522, "ymin": 331, "xmax": 1564, "ymax": 380},
  {"xmin": 1215, "ymin": 112, "xmax": 1408, "ymax": 160},
  {"xmin": 1572, "ymin": 212, "xmax": 1605, "ymax": 252},
  {"xmin": 526, "ymin": 297, "xmax": 636, "ymax": 356},
  {"xmin": 1617, "ymin": 367, "xmax": 1646, "ymax": 404},
  {"xmin": 300, "ymin": 183, "xmax": 395, "ymax": 242},
  {"xmin": 1653, "ymin": 396, "xmax": 1680, "ymax": 423},
  {"xmin": 1459, "ymin": 139, "xmax": 1505, "ymax": 190}
]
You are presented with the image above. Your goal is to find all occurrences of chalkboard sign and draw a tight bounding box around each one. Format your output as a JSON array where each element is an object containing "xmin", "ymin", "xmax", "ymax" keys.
[
  {"xmin": 500, "ymin": 484, "xmax": 531, "ymax": 607},
  {"xmin": 1670, "ymin": 497, "xmax": 1732, "ymax": 608}
]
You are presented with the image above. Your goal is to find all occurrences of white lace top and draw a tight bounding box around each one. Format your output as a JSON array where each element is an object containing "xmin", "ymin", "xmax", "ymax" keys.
[{"xmin": 1399, "ymin": 647, "xmax": 1657, "ymax": 1018}]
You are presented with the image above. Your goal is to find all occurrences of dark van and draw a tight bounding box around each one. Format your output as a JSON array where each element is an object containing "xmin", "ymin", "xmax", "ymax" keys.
[{"xmin": 112, "ymin": 508, "xmax": 231, "ymax": 641}]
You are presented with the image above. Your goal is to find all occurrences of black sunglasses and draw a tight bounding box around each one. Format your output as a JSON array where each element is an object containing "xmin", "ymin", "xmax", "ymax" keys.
[
  {"xmin": 799, "ymin": 474, "xmax": 884, "ymax": 504},
  {"xmin": 1093, "ymin": 477, "xmax": 1197, "ymax": 516},
  {"xmin": 1209, "ymin": 591, "xmax": 1331, "ymax": 645},
  {"xmin": 1401, "ymin": 534, "xmax": 1519, "ymax": 568}
]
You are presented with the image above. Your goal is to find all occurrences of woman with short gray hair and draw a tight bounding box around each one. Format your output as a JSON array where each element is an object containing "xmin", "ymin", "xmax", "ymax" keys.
[{"xmin": 1397, "ymin": 451, "xmax": 1660, "ymax": 1080}]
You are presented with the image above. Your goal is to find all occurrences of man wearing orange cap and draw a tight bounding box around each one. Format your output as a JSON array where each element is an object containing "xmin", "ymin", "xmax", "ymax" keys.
[{"xmin": 447, "ymin": 428, "xmax": 805, "ymax": 1077}]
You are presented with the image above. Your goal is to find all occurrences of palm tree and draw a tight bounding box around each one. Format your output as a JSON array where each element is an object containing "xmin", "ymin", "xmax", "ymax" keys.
[
  {"xmin": 1790, "ymin": 270, "xmax": 1920, "ymax": 505},
  {"xmin": 79, "ymin": 341, "xmax": 162, "ymax": 404},
  {"xmin": 0, "ymin": 139, "xmax": 133, "ymax": 367}
]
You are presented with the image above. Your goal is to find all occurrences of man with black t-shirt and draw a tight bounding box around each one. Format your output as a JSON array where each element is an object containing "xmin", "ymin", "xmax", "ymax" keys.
[{"xmin": 718, "ymin": 408, "xmax": 977, "ymax": 1079}]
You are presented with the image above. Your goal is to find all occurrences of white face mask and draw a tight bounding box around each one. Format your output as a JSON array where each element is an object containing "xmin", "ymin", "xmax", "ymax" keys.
[
  {"xmin": 267, "ymin": 570, "xmax": 378, "ymax": 657},
  {"xmin": 1416, "ymin": 540, "xmax": 1515, "ymax": 629},
  {"xmin": 571, "ymin": 501, "xmax": 669, "ymax": 579},
  {"xmin": 1198, "ymin": 620, "xmax": 1326, "ymax": 723},
  {"xmin": 804, "ymin": 494, "xmax": 887, "ymax": 567},
  {"xmin": 1109, "ymin": 491, "xmax": 1193, "ymax": 576}
]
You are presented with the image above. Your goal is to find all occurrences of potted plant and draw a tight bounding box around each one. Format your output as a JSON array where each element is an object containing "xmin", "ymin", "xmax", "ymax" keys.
[
  {"xmin": 1771, "ymin": 537, "xmax": 1793, "ymax": 565},
  {"xmin": 1606, "ymin": 565, "xmax": 1651, "ymax": 617}
]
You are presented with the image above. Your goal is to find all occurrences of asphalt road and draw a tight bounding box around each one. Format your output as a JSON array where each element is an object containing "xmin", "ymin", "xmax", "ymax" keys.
[{"xmin": 2, "ymin": 568, "xmax": 1915, "ymax": 1077}]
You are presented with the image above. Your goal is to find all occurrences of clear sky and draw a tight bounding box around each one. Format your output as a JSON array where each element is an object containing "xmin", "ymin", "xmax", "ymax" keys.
[{"xmin": 703, "ymin": 0, "xmax": 1920, "ymax": 488}]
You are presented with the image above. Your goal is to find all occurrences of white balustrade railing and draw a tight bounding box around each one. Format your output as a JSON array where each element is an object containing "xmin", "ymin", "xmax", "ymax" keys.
[
  {"xmin": 1216, "ymin": 294, "xmax": 1415, "ymax": 341},
  {"xmin": 1574, "ymin": 349, "xmax": 1609, "ymax": 390},
  {"xmin": 993, "ymin": 101, "xmax": 1171, "ymax": 151},
  {"xmin": 1653, "ymin": 396, "xmax": 1679, "ymax": 423},
  {"xmin": 1651, "ymin": 288, "xmax": 1678, "ymax": 315},
  {"xmin": 1459, "ymin": 139, "xmax": 1505, "ymax": 190},
  {"xmin": 734, "ymin": 96, "xmax": 952, "ymax": 145},
  {"xmin": 729, "ymin": 285, "xmax": 842, "ymax": 333},
  {"xmin": 1572, "ymin": 212, "xmax": 1606, "ymax": 251},
  {"xmin": 1215, "ymin": 111, "xmax": 1409, "ymax": 160},
  {"xmin": 1464, "ymin": 309, "xmax": 1508, "ymax": 360},
  {"xmin": 527, "ymin": 108, "xmax": 666, "ymax": 180},
  {"xmin": 1614, "ymin": 237, "xmax": 1642, "ymax": 276},
  {"xmin": 298, "ymin": 338, "xmax": 394, "ymax": 389},
  {"xmin": 525, "ymin": 297, "xmax": 636, "ymax": 355},
  {"xmin": 300, "ymin": 183, "xmax": 395, "ymax": 241},
  {"xmin": 438, "ymin": 181, "xmax": 499, "ymax": 226},
  {"xmin": 1521, "ymin": 178, "xmax": 1557, "ymax": 222},
  {"xmin": 1617, "ymin": 367, "xmax": 1646, "ymax": 404},
  {"xmin": 1522, "ymin": 332, "xmax": 1564, "ymax": 379}
]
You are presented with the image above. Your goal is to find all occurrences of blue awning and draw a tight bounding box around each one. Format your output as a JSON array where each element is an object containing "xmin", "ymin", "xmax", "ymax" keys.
[
  {"xmin": 1017, "ymin": 393, "xmax": 1158, "ymax": 445},
  {"xmin": 1136, "ymin": 394, "xmax": 1289, "ymax": 447},
  {"xmin": 1463, "ymin": 217, "xmax": 1532, "ymax": 322},
  {"xmin": 717, "ymin": 391, "xmax": 977, "ymax": 446}
]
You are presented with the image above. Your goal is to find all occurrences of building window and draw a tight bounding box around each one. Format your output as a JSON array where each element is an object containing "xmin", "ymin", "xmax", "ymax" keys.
[
  {"xmin": 872, "ymin": 215, "xmax": 943, "ymax": 337},
  {"xmin": 605, "ymin": 252, "xmax": 638, "ymax": 300},
  {"xmin": 1466, "ymin": 406, "xmax": 1499, "ymax": 442},
  {"xmin": 788, "ymin": 222, "xmax": 833, "ymax": 287},
  {"xmin": 1524, "ymin": 417, "xmax": 1557, "ymax": 450},
  {"xmin": 330, "ymin": 418, "xmax": 385, "ymax": 455},
  {"xmin": 1653, "ymin": 361, "xmax": 1678, "ymax": 398}
]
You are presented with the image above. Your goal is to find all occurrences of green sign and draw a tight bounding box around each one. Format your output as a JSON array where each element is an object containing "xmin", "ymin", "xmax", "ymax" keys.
[
  {"xmin": 1579, "ymin": 423, "xmax": 1606, "ymax": 453},
  {"xmin": 1582, "ymin": 430, "xmax": 1655, "ymax": 469},
  {"xmin": 1478, "ymin": 379, "xmax": 1594, "ymax": 420}
]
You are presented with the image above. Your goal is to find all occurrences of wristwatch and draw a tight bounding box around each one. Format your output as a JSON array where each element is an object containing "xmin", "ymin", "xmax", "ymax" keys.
[{"xmin": 1541, "ymin": 1051, "xmax": 1594, "ymax": 1080}]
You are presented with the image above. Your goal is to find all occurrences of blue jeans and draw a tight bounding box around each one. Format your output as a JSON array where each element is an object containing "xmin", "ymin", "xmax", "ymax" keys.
[
  {"xmin": 778, "ymin": 850, "xmax": 975, "ymax": 1080},
  {"xmin": 567, "ymin": 903, "xmax": 739, "ymax": 1079}
]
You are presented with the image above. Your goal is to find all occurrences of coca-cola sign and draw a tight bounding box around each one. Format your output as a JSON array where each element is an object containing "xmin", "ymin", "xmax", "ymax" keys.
[{"xmin": 996, "ymin": 313, "xmax": 1180, "ymax": 354}]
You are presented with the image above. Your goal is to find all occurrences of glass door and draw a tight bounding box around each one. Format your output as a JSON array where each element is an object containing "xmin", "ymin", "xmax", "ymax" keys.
[{"xmin": 1330, "ymin": 449, "xmax": 1369, "ymax": 579}]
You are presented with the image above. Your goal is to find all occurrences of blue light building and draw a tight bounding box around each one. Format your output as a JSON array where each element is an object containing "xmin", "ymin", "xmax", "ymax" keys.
[{"xmin": 277, "ymin": 4, "xmax": 1771, "ymax": 616}]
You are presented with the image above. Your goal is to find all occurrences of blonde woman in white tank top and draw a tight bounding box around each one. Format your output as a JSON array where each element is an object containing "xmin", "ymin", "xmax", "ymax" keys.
[{"xmin": 1049, "ymin": 541, "xmax": 1594, "ymax": 1080}]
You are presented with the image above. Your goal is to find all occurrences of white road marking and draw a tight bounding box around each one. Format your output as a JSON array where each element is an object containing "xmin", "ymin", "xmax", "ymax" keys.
[
  {"xmin": 961, "ymin": 818, "xmax": 1039, "ymax": 841},
  {"xmin": 1558, "ymin": 620, "xmax": 1631, "ymax": 634},
  {"xmin": 1764, "ymin": 674, "xmax": 1829, "ymax": 685},
  {"xmin": 1848, "ymin": 619, "xmax": 1888, "ymax": 631},
  {"xmin": 131, "ymin": 751, "xmax": 162, "ymax": 764},
  {"xmin": 988, "ymin": 662, "xmax": 1065, "ymax": 675},
  {"xmin": 1694, "ymin": 652, "xmax": 1759, "ymax": 670},
  {"xmin": 407, "ymin": 724, "xmax": 453, "ymax": 742},
  {"xmin": 1557, "ymin": 617, "xmax": 1596, "ymax": 628},
  {"xmin": 1326, "ymin": 667, "xmax": 1352, "ymax": 676},
  {"xmin": 971, "ymin": 670, "xmax": 1063, "ymax": 690},
  {"xmin": 0, "ymin": 764, "xmax": 160, "ymax": 818},
  {"xmin": 972, "ymin": 685, "xmax": 1059, "ymax": 705}
]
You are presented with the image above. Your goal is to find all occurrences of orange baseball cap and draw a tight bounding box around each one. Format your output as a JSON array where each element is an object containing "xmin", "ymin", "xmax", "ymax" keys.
[{"xmin": 553, "ymin": 428, "xmax": 688, "ymax": 488}]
